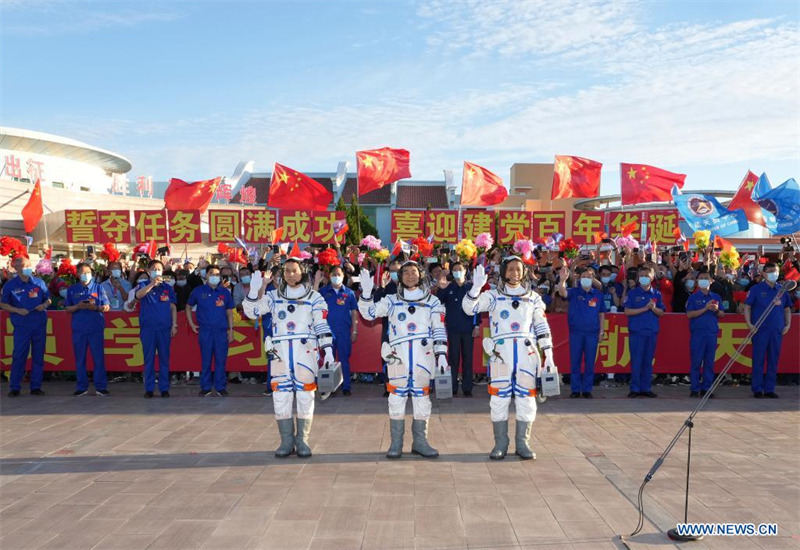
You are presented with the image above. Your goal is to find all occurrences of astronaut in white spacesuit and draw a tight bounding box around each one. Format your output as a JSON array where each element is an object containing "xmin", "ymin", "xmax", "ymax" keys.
[
  {"xmin": 462, "ymin": 256, "xmax": 554, "ymax": 460},
  {"xmin": 357, "ymin": 261, "xmax": 447, "ymax": 459},
  {"xmin": 242, "ymin": 258, "xmax": 334, "ymax": 458}
]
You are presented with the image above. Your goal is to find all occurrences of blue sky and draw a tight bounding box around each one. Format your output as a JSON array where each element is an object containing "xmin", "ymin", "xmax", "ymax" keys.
[{"xmin": 1, "ymin": 0, "xmax": 798, "ymax": 195}]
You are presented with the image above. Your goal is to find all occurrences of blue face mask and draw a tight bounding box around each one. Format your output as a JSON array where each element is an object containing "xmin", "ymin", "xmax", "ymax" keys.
[
  {"xmin": 80, "ymin": 273, "xmax": 92, "ymax": 284},
  {"xmin": 199, "ymin": 269, "xmax": 207, "ymax": 278},
  {"xmin": 452, "ymin": 271, "xmax": 465, "ymax": 281},
  {"xmin": 150, "ymin": 270, "xmax": 162, "ymax": 279},
  {"xmin": 390, "ymin": 272, "xmax": 398, "ymax": 283},
  {"xmin": 111, "ymin": 269, "xmax": 122, "ymax": 278},
  {"xmin": 601, "ymin": 275, "xmax": 613, "ymax": 284},
  {"xmin": 330, "ymin": 275, "xmax": 343, "ymax": 286},
  {"xmin": 208, "ymin": 275, "xmax": 220, "ymax": 286},
  {"xmin": 240, "ymin": 276, "xmax": 251, "ymax": 284},
  {"xmin": 738, "ymin": 278, "xmax": 750, "ymax": 286},
  {"xmin": 766, "ymin": 272, "xmax": 779, "ymax": 283},
  {"xmin": 697, "ymin": 279, "xmax": 711, "ymax": 289},
  {"xmin": 580, "ymin": 278, "xmax": 593, "ymax": 289},
  {"xmin": 59, "ymin": 288, "xmax": 68, "ymax": 299},
  {"xmin": 686, "ymin": 279, "xmax": 695, "ymax": 289},
  {"xmin": 22, "ymin": 267, "xmax": 33, "ymax": 277},
  {"xmin": 638, "ymin": 276, "xmax": 651, "ymax": 286}
]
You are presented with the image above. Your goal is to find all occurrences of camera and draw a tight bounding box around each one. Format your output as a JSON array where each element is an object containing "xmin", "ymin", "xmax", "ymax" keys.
[{"xmin": 780, "ymin": 237, "xmax": 794, "ymax": 252}]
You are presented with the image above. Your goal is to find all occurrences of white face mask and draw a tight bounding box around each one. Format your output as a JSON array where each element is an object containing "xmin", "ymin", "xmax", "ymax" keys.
[
  {"xmin": 580, "ymin": 277, "xmax": 593, "ymax": 289},
  {"xmin": 452, "ymin": 271, "xmax": 465, "ymax": 281},
  {"xmin": 330, "ymin": 275, "xmax": 343, "ymax": 286},
  {"xmin": 766, "ymin": 272, "xmax": 779, "ymax": 283}
]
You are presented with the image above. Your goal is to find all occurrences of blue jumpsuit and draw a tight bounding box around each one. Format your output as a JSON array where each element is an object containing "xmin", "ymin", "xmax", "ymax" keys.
[
  {"xmin": 745, "ymin": 282, "xmax": 792, "ymax": 394},
  {"xmin": 686, "ymin": 290, "xmax": 722, "ymax": 392},
  {"xmin": 65, "ymin": 281, "xmax": 110, "ymax": 392},
  {"xmin": 566, "ymin": 286, "xmax": 607, "ymax": 393},
  {"xmin": 187, "ymin": 284, "xmax": 234, "ymax": 392},
  {"xmin": 138, "ymin": 281, "xmax": 176, "ymax": 393},
  {"xmin": 624, "ymin": 286, "xmax": 664, "ymax": 393},
  {"xmin": 319, "ymin": 284, "xmax": 357, "ymax": 391},
  {"xmin": 1, "ymin": 276, "xmax": 49, "ymax": 392}
]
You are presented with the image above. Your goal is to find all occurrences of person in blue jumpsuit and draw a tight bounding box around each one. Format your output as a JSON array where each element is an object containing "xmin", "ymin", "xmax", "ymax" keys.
[
  {"xmin": 624, "ymin": 265, "xmax": 664, "ymax": 398},
  {"xmin": 1, "ymin": 256, "xmax": 51, "ymax": 397},
  {"xmin": 319, "ymin": 264, "xmax": 358, "ymax": 395},
  {"xmin": 64, "ymin": 262, "xmax": 111, "ymax": 396},
  {"xmin": 557, "ymin": 266, "xmax": 606, "ymax": 398},
  {"xmin": 186, "ymin": 266, "xmax": 234, "ymax": 396},
  {"xmin": 436, "ymin": 261, "xmax": 480, "ymax": 396},
  {"xmin": 135, "ymin": 260, "xmax": 177, "ymax": 398},
  {"xmin": 744, "ymin": 262, "xmax": 793, "ymax": 398},
  {"xmin": 686, "ymin": 269, "xmax": 725, "ymax": 397}
]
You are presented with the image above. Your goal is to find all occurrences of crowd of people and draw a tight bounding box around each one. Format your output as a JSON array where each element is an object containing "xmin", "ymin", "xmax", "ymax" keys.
[{"xmin": 1, "ymin": 238, "xmax": 798, "ymax": 406}]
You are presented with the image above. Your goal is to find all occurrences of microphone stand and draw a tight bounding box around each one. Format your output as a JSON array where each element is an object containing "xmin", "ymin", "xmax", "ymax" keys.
[{"xmin": 625, "ymin": 279, "xmax": 796, "ymax": 543}]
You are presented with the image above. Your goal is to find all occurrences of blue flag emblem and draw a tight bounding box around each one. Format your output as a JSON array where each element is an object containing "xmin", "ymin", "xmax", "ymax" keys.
[
  {"xmin": 750, "ymin": 173, "xmax": 800, "ymax": 235},
  {"xmin": 671, "ymin": 185, "xmax": 749, "ymax": 236}
]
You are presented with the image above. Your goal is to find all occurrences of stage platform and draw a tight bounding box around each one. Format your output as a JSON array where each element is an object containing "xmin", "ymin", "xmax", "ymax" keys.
[{"xmin": 1, "ymin": 382, "xmax": 798, "ymax": 550}]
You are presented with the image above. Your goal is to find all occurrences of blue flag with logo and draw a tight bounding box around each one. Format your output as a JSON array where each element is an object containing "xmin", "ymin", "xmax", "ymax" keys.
[
  {"xmin": 750, "ymin": 173, "xmax": 800, "ymax": 235},
  {"xmin": 671, "ymin": 185, "xmax": 749, "ymax": 236}
]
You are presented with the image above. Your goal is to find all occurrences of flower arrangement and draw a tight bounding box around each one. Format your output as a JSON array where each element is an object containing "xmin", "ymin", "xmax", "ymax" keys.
[
  {"xmin": 299, "ymin": 250, "xmax": 312, "ymax": 260},
  {"xmin": 455, "ymin": 239, "xmax": 477, "ymax": 262},
  {"xmin": 101, "ymin": 242, "xmax": 120, "ymax": 263},
  {"xmin": 693, "ymin": 230, "xmax": 711, "ymax": 249},
  {"xmin": 357, "ymin": 252, "xmax": 366, "ymax": 265},
  {"xmin": 56, "ymin": 258, "xmax": 77, "ymax": 286},
  {"xmin": 558, "ymin": 238, "xmax": 580, "ymax": 259},
  {"xmin": 720, "ymin": 246, "xmax": 741, "ymax": 270},
  {"xmin": 373, "ymin": 248, "xmax": 390, "ymax": 263},
  {"xmin": 360, "ymin": 235, "xmax": 382, "ymax": 251},
  {"xmin": 412, "ymin": 236, "xmax": 433, "ymax": 258},
  {"xmin": 614, "ymin": 235, "xmax": 639, "ymax": 250},
  {"xmin": 317, "ymin": 248, "xmax": 340, "ymax": 267},
  {"xmin": 35, "ymin": 258, "xmax": 54, "ymax": 281},
  {"xmin": 475, "ymin": 232, "xmax": 493, "ymax": 250},
  {"xmin": 0, "ymin": 236, "xmax": 27, "ymax": 259},
  {"xmin": 512, "ymin": 238, "xmax": 534, "ymax": 257}
]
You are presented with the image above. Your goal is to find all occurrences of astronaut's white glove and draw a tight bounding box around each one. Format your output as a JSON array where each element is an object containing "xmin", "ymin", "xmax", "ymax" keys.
[
  {"xmin": 543, "ymin": 347, "xmax": 556, "ymax": 374},
  {"xmin": 471, "ymin": 264, "xmax": 487, "ymax": 294},
  {"xmin": 323, "ymin": 348, "xmax": 334, "ymax": 368},
  {"xmin": 247, "ymin": 270, "xmax": 263, "ymax": 300},
  {"xmin": 359, "ymin": 268, "xmax": 374, "ymax": 299},
  {"xmin": 437, "ymin": 354, "xmax": 449, "ymax": 374}
]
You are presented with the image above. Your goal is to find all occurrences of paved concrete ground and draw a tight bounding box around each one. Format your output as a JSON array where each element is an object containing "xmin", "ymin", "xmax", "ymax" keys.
[{"xmin": 1, "ymin": 382, "xmax": 798, "ymax": 550}]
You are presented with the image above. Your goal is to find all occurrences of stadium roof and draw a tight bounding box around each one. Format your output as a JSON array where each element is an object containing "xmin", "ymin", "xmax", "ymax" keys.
[{"xmin": 0, "ymin": 127, "xmax": 132, "ymax": 174}]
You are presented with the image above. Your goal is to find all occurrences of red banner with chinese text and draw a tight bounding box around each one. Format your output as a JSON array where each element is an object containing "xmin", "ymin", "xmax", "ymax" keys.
[
  {"xmin": 570, "ymin": 211, "xmax": 605, "ymax": 245},
  {"xmin": 424, "ymin": 210, "xmax": 459, "ymax": 244},
  {"xmin": 4, "ymin": 313, "xmax": 796, "ymax": 374},
  {"xmin": 243, "ymin": 209, "xmax": 278, "ymax": 244},
  {"xmin": 460, "ymin": 210, "xmax": 496, "ymax": 241},
  {"xmin": 497, "ymin": 210, "xmax": 532, "ymax": 244},
  {"xmin": 531, "ymin": 211, "xmax": 566, "ymax": 242},
  {"xmin": 207, "ymin": 210, "xmax": 242, "ymax": 243},
  {"xmin": 133, "ymin": 210, "xmax": 168, "ymax": 244},
  {"xmin": 167, "ymin": 210, "xmax": 202, "ymax": 244},
  {"xmin": 391, "ymin": 210, "xmax": 425, "ymax": 243},
  {"xmin": 644, "ymin": 209, "xmax": 681, "ymax": 245},
  {"xmin": 64, "ymin": 210, "xmax": 98, "ymax": 243},
  {"xmin": 96, "ymin": 210, "xmax": 132, "ymax": 243}
]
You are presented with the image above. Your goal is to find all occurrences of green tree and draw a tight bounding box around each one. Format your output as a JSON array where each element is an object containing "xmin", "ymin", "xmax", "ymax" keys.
[{"xmin": 344, "ymin": 193, "xmax": 378, "ymax": 246}]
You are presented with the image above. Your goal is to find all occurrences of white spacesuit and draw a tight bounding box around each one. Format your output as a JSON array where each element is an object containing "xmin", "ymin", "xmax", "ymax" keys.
[
  {"xmin": 357, "ymin": 262, "xmax": 447, "ymax": 459},
  {"xmin": 462, "ymin": 257, "xmax": 554, "ymax": 460},
  {"xmin": 242, "ymin": 259, "xmax": 334, "ymax": 458}
]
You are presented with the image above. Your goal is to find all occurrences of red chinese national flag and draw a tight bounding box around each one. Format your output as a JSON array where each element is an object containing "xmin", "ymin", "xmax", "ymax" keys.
[
  {"xmin": 460, "ymin": 161, "xmax": 508, "ymax": 206},
  {"xmin": 21, "ymin": 179, "xmax": 44, "ymax": 233},
  {"xmin": 269, "ymin": 163, "xmax": 333, "ymax": 211},
  {"xmin": 164, "ymin": 177, "xmax": 221, "ymax": 213},
  {"xmin": 620, "ymin": 163, "xmax": 685, "ymax": 205},
  {"xmin": 728, "ymin": 170, "xmax": 766, "ymax": 227},
  {"xmin": 551, "ymin": 155, "xmax": 602, "ymax": 200},
  {"xmin": 356, "ymin": 147, "xmax": 411, "ymax": 196}
]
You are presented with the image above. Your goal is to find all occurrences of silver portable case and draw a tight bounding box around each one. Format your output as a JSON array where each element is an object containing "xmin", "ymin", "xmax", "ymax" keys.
[{"xmin": 317, "ymin": 361, "xmax": 343, "ymax": 394}]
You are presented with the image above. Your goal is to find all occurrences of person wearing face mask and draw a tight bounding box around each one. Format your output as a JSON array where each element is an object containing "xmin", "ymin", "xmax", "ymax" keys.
[
  {"xmin": 242, "ymin": 258, "xmax": 335, "ymax": 458},
  {"xmin": 623, "ymin": 265, "xmax": 665, "ymax": 398},
  {"xmin": 135, "ymin": 260, "xmax": 177, "ymax": 398},
  {"xmin": 319, "ymin": 264, "xmax": 358, "ymax": 395},
  {"xmin": 374, "ymin": 258, "xmax": 402, "ymax": 397},
  {"xmin": 685, "ymin": 269, "xmax": 724, "ymax": 397},
  {"xmin": 100, "ymin": 261, "xmax": 131, "ymax": 311},
  {"xmin": 64, "ymin": 263, "xmax": 111, "ymax": 396},
  {"xmin": 463, "ymin": 257, "xmax": 554, "ymax": 460},
  {"xmin": 173, "ymin": 269, "xmax": 192, "ymax": 310},
  {"xmin": 358, "ymin": 260, "xmax": 447, "ymax": 459},
  {"xmin": 557, "ymin": 266, "xmax": 606, "ymax": 398},
  {"xmin": 744, "ymin": 263, "xmax": 793, "ymax": 398},
  {"xmin": 188, "ymin": 259, "xmax": 209, "ymax": 290},
  {"xmin": 186, "ymin": 266, "xmax": 235, "ymax": 397},
  {"xmin": 436, "ymin": 261, "xmax": 480, "ymax": 397},
  {"xmin": 598, "ymin": 265, "xmax": 621, "ymax": 312},
  {"xmin": 232, "ymin": 267, "xmax": 252, "ymax": 309},
  {"xmin": 0, "ymin": 256, "xmax": 51, "ymax": 396}
]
